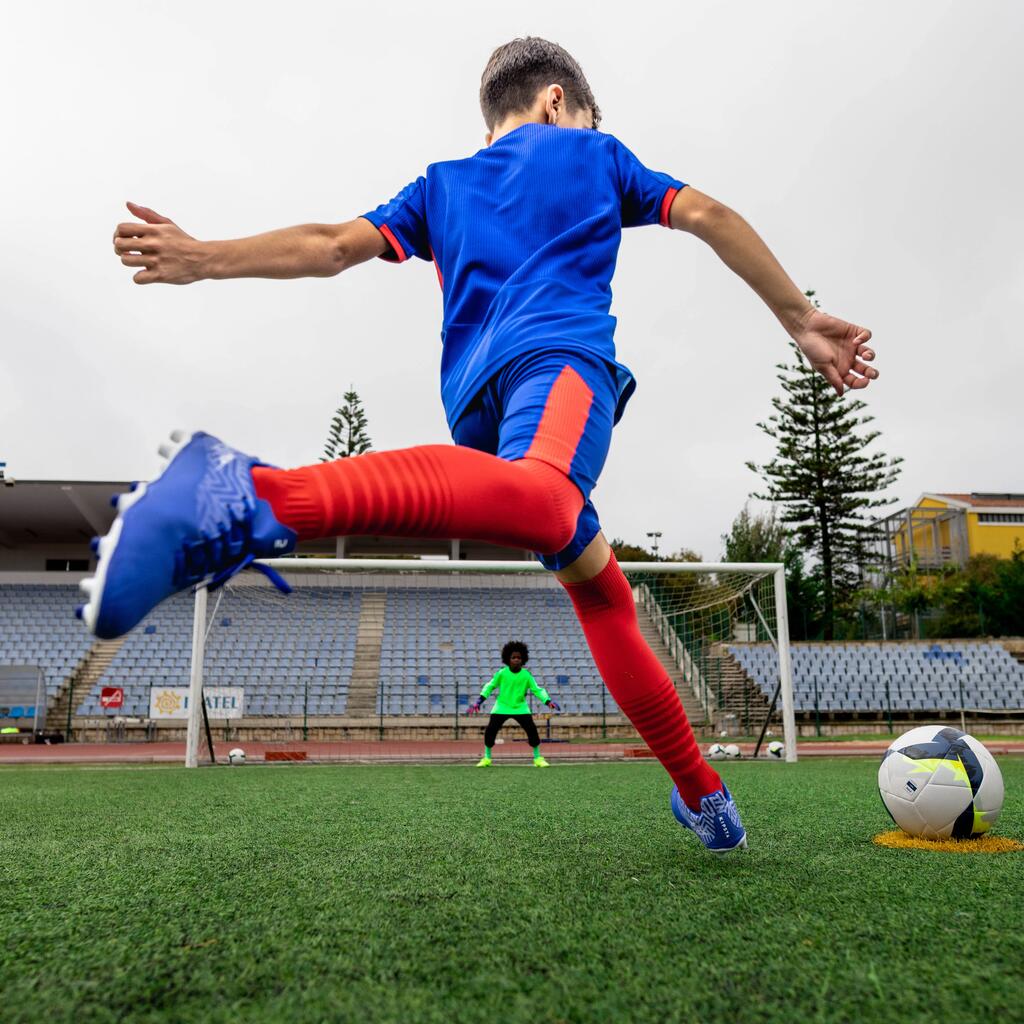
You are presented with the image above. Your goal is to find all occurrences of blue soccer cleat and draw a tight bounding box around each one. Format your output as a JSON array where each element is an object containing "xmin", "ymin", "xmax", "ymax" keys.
[
  {"xmin": 670, "ymin": 783, "xmax": 748, "ymax": 854},
  {"xmin": 76, "ymin": 431, "xmax": 297, "ymax": 639}
]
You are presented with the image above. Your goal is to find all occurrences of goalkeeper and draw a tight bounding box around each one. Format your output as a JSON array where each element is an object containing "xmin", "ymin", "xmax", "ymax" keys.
[{"xmin": 467, "ymin": 641, "xmax": 560, "ymax": 768}]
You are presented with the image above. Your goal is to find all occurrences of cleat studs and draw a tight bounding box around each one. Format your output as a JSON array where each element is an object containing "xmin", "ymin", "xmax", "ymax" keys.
[
  {"xmin": 129, "ymin": 481, "xmax": 139, "ymax": 492},
  {"xmin": 157, "ymin": 443, "xmax": 173, "ymax": 459},
  {"xmin": 110, "ymin": 494, "xmax": 119, "ymax": 508},
  {"xmin": 75, "ymin": 604, "xmax": 84, "ymax": 620},
  {"xmin": 90, "ymin": 536, "xmax": 100, "ymax": 554},
  {"xmin": 169, "ymin": 429, "xmax": 186, "ymax": 443}
]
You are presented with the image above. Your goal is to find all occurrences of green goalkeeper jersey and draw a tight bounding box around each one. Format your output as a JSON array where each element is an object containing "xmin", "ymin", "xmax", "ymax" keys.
[{"xmin": 480, "ymin": 666, "xmax": 550, "ymax": 715}]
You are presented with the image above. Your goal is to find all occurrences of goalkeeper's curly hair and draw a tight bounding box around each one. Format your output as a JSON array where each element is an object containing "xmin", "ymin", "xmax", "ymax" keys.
[{"xmin": 501, "ymin": 640, "xmax": 530, "ymax": 666}]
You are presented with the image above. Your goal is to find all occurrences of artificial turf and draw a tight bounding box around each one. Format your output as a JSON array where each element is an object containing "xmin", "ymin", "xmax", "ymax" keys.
[{"xmin": 0, "ymin": 758, "xmax": 1021, "ymax": 1024}]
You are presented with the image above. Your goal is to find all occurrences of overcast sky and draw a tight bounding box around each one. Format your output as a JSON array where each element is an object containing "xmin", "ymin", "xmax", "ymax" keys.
[{"xmin": 3, "ymin": 0, "xmax": 1022, "ymax": 561}]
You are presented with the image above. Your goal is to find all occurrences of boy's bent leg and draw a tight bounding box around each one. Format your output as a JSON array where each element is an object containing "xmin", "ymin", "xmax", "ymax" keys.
[
  {"xmin": 252, "ymin": 446, "xmax": 583, "ymax": 555},
  {"xmin": 483, "ymin": 715, "xmax": 506, "ymax": 750},
  {"xmin": 555, "ymin": 534, "xmax": 724, "ymax": 810},
  {"xmin": 515, "ymin": 715, "xmax": 548, "ymax": 766}
]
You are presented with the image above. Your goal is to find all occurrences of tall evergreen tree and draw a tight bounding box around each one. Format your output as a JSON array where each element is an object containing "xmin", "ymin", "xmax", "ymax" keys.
[
  {"xmin": 746, "ymin": 295, "xmax": 902, "ymax": 638},
  {"xmin": 322, "ymin": 388, "xmax": 373, "ymax": 462}
]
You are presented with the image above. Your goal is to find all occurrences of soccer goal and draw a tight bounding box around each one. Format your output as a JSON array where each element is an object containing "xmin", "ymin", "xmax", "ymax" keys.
[{"xmin": 182, "ymin": 559, "xmax": 795, "ymax": 766}]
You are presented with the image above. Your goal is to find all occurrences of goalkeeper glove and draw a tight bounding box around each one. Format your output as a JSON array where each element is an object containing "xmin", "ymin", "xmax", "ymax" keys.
[
  {"xmin": 466, "ymin": 699, "xmax": 483, "ymax": 715},
  {"xmin": 547, "ymin": 699, "xmax": 561, "ymax": 712}
]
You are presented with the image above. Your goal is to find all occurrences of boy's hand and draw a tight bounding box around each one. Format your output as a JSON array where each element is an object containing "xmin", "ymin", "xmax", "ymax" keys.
[
  {"xmin": 547, "ymin": 700, "xmax": 561, "ymax": 712},
  {"xmin": 466, "ymin": 700, "xmax": 483, "ymax": 715},
  {"xmin": 788, "ymin": 308, "xmax": 877, "ymax": 397},
  {"xmin": 113, "ymin": 202, "xmax": 206, "ymax": 285}
]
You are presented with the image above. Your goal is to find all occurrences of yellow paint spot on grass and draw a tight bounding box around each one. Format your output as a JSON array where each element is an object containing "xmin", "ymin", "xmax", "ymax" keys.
[{"xmin": 872, "ymin": 830, "xmax": 1023, "ymax": 854}]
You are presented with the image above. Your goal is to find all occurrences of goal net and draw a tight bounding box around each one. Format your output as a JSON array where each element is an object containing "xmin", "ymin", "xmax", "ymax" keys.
[{"xmin": 181, "ymin": 559, "xmax": 795, "ymax": 765}]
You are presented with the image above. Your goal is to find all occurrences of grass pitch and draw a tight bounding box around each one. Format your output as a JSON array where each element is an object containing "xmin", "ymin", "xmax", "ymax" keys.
[{"xmin": 1, "ymin": 758, "xmax": 1021, "ymax": 1024}]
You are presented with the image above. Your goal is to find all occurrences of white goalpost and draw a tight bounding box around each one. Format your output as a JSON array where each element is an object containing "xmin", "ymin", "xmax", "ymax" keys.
[{"xmin": 184, "ymin": 559, "xmax": 796, "ymax": 766}]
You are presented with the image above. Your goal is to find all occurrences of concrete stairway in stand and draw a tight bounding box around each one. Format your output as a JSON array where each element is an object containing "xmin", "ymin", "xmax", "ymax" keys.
[
  {"xmin": 636, "ymin": 606, "xmax": 707, "ymax": 728},
  {"xmin": 49, "ymin": 636, "xmax": 127, "ymax": 736},
  {"xmin": 344, "ymin": 593, "xmax": 386, "ymax": 716}
]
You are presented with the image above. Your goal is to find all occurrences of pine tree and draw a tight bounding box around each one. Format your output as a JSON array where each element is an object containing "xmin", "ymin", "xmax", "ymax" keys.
[
  {"xmin": 322, "ymin": 388, "xmax": 373, "ymax": 462},
  {"xmin": 746, "ymin": 295, "xmax": 902, "ymax": 638}
]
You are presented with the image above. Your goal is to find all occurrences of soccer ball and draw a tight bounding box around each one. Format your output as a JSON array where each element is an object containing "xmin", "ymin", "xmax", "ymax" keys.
[
  {"xmin": 724, "ymin": 744, "xmax": 742, "ymax": 759},
  {"xmin": 766, "ymin": 741, "xmax": 785, "ymax": 759},
  {"xmin": 878, "ymin": 726, "xmax": 1004, "ymax": 840},
  {"xmin": 227, "ymin": 747, "xmax": 246, "ymax": 766},
  {"xmin": 707, "ymin": 743, "xmax": 727, "ymax": 761}
]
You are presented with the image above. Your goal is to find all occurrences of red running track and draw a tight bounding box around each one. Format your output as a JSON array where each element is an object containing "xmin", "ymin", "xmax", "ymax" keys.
[{"xmin": 2, "ymin": 739, "xmax": 1022, "ymax": 765}]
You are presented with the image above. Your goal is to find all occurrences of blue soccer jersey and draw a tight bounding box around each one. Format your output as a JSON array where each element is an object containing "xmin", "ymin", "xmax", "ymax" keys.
[{"xmin": 361, "ymin": 124, "xmax": 684, "ymax": 430}]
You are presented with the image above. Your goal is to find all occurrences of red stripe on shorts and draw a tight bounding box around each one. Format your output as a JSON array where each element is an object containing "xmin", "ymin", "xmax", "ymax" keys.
[{"xmin": 524, "ymin": 365, "xmax": 594, "ymax": 476}]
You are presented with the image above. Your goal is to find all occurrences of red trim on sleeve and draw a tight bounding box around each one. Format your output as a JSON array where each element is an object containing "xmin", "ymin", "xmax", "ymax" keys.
[
  {"xmin": 429, "ymin": 246, "xmax": 444, "ymax": 289},
  {"xmin": 659, "ymin": 186, "xmax": 680, "ymax": 228},
  {"xmin": 378, "ymin": 224, "xmax": 407, "ymax": 263}
]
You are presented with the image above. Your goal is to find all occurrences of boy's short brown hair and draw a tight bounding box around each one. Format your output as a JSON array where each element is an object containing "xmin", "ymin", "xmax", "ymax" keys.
[{"xmin": 480, "ymin": 37, "xmax": 601, "ymax": 132}]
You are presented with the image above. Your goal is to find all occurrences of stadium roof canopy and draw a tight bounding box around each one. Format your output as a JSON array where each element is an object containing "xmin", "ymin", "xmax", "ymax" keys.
[{"xmin": 0, "ymin": 480, "xmax": 127, "ymax": 547}]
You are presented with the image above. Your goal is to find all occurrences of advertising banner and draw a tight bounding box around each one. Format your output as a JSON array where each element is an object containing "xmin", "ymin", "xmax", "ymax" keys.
[{"xmin": 148, "ymin": 687, "xmax": 245, "ymax": 720}]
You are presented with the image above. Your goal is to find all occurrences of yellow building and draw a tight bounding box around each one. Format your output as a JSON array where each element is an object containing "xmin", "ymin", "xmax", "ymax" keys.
[{"xmin": 875, "ymin": 493, "xmax": 1024, "ymax": 570}]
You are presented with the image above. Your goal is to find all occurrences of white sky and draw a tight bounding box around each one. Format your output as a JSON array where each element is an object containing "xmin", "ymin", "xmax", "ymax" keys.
[{"xmin": 3, "ymin": 0, "xmax": 1022, "ymax": 560}]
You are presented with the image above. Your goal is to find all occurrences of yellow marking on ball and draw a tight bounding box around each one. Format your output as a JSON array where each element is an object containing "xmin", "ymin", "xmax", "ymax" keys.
[
  {"xmin": 900, "ymin": 754, "xmax": 970, "ymax": 786},
  {"xmin": 872, "ymin": 831, "xmax": 1023, "ymax": 854}
]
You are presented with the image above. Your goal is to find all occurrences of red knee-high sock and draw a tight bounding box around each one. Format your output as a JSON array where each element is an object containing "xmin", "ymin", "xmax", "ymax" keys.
[
  {"xmin": 562, "ymin": 555, "xmax": 721, "ymax": 810},
  {"xmin": 251, "ymin": 446, "xmax": 583, "ymax": 554}
]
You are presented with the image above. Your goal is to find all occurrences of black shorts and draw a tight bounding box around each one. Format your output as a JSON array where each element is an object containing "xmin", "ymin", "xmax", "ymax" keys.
[{"xmin": 484, "ymin": 713, "xmax": 541, "ymax": 748}]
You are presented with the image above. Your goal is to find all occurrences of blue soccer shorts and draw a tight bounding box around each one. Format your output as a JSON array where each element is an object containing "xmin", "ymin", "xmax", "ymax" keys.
[{"xmin": 450, "ymin": 348, "xmax": 620, "ymax": 571}]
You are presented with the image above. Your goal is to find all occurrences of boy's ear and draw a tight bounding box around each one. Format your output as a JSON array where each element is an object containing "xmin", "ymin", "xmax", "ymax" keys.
[
  {"xmin": 485, "ymin": 131, "xmax": 493, "ymax": 146},
  {"xmin": 544, "ymin": 84, "xmax": 565, "ymax": 124}
]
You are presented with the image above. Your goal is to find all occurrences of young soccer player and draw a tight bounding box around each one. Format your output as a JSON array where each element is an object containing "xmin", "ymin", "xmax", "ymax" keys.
[
  {"xmin": 467, "ymin": 641, "xmax": 561, "ymax": 767},
  {"xmin": 93, "ymin": 37, "xmax": 878, "ymax": 853}
]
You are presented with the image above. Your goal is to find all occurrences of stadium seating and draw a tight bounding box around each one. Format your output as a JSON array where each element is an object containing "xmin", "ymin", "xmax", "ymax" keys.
[
  {"xmin": 728, "ymin": 641, "xmax": 1024, "ymax": 713},
  {"xmin": 11, "ymin": 579, "xmax": 1018, "ymax": 725},
  {"xmin": 377, "ymin": 587, "xmax": 610, "ymax": 716},
  {"xmin": 74, "ymin": 587, "xmax": 361, "ymax": 717},
  {"xmin": 1, "ymin": 580, "xmax": 614, "ymax": 722},
  {"xmin": 0, "ymin": 584, "xmax": 95, "ymax": 702}
]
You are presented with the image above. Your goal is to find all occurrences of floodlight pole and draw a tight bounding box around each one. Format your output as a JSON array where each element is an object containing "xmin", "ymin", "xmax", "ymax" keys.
[{"xmin": 185, "ymin": 584, "xmax": 208, "ymax": 769}]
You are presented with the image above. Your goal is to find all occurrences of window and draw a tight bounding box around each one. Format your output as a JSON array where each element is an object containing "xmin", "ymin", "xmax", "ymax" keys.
[{"xmin": 977, "ymin": 513, "xmax": 1024, "ymax": 524}]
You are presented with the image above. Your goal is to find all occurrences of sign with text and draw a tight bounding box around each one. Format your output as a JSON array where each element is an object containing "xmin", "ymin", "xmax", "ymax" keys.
[
  {"xmin": 100, "ymin": 687, "xmax": 124, "ymax": 709},
  {"xmin": 149, "ymin": 687, "xmax": 245, "ymax": 720}
]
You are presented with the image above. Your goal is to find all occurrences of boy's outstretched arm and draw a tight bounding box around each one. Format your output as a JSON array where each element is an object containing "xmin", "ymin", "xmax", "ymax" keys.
[
  {"xmin": 668, "ymin": 188, "xmax": 877, "ymax": 396},
  {"xmin": 467, "ymin": 674, "xmax": 500, "ymax": 714},
  {"xmin": 113, "ymin": 202, "xmax": 387, "ymax": 285}
]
